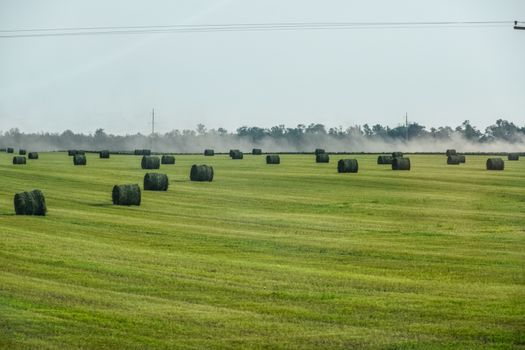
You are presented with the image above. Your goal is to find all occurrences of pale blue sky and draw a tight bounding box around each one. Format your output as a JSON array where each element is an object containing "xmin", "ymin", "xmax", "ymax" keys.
[{"xmin": 0, "ymin": 0, "xmax": 523, "ymax": 134}]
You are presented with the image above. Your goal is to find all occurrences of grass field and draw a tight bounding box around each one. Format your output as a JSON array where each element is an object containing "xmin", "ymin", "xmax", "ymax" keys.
[{"xmin": 0, "ymin": 152, "xmax": 524, "ymax": 349}]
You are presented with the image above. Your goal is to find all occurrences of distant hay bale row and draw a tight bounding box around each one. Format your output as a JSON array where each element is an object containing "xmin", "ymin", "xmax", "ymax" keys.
[
  {"xmin": 392, "ymin": 157, "xmax": 410, "ymax": 170},
  {"xmin": 486, "ymin": 158, "xmax": 504, "ymax": 170},
  {"xmin": 68, "ymin": 150, "xmax": 85, "ymax": 156},
  {"xmin": 144, "ymin": 173, "xmax": 169, "ymax": 191},
  {"xmin": 134, "ymin": 149, "xmax": 151, "ymax": 156},
  {"xmin": 7, "ymin": 147, "xmax": 14, "ymax": 153},
  {"xmin": 315, "ymin": 148, "xmax": 325, "ymax": 155},
  {"xmin": 230, "ymin": 150, "xmax": 243, "ymax": 159},
  {"xmin": 141, "ymin": 156, "xmax": 160, "ymax": 169},
  {"xmin": 338, "ymin": 159, "xmax": 358, "ymax": 173},
  {"xmin": 252, "ymin": 148, "xmax": 262, "ymax": 155},
  {"xmin": 266, "ymin": 155, "xmax": 280, "ymax": 164},
  {"xmin": 190, "ymin": 164, "xmax": 214, "ymax": 181},
  {"xmin": 99, "ymin": 150, "xmax": 110, "ymax": 158},
  {"xmin": 112, "ymin": 184, "xmax": 141, "ymax": 205},
  {"xmin": 446, "ymin": 149, "xmax": 456, "ymax": 156},
  {"xmin": 316, "ymin": 153, "xmax": 329, "ymax": 163},
  {"xmin": 377, "ymin": 155, "xmax": 393, "ymax": 164},
  {"xmin": 392, "ymin": 152, "xmax": 403, "ymax": 158},
  {"xmin": 13, "ymin": 156, "xmax": 26, "ymax": 165},
  {"xmin": 19, "ymin": 149, "xmax": 26, "ymax": 155},
  {"xmin": 28, "ymin": 152, "xmax": 39, "ymax": 159},
  {"xmin": 204, "ymin": 149, "xmax": 214, "ymax": 156},
  {"xmin": 14, "ymin": 189, "xmax": 46, "ymax": 216},
  {"xmin": 161, "ymin": 155, "xmax": 175, "ymax": 164},
  {"xmin": 508, "ymin": 153, "xmax": 519, "ymax": 161},
  {"xmin": 73, "ymin": 154, "xmax": 86, "ymax": 166}
]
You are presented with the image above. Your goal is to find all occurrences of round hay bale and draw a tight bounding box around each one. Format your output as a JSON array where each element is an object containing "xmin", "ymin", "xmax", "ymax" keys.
[
  {"xmin": 28, "ymin": 152, "xmax": 39, "ymax": 160},
  {"xmin": 508, "ymin": 153, "xmax": 519, "ymax": 161},
  {"xmin": 7, "ymin": 147, "xmax": 14, "ymax": 153},
  {"xmin": 266, "ymin": 154, "xmax": 280, "ymax": 164},
  {"xmin": 142, "ymin": 149, "xmax": 151, "ymax": 156},
  {"xmin": 314, "ymin": 148, "xmax": 325, "ymax": 155},
  {"xmin": 204, "ymin": 149, "xmax": 215, "ymax": 156},
  {"xmin": 229, "ymin": 149, "xmax": 240, "ymax": 157},
  {"xmin": 143, "ymin": 173, "xmax": 169, "ymax": 191},
  {"xmin": 12, "ymin": 156, "xmax": 26, "ymax": 165},
  {"xmin": 134, "ymin": 149, "xmax": 141, "ymax": 155},
  {"xmin": 161, "ymin": 155, "xmax": 175, "ymax": 164},
  {"xmin": 377, "ymin": 155, "xmax": 393, "ymax": 164},
  {"xmin": 486, "ymin": 158, "xmax": 504, "ymax": 170},
  {"xmin": 446, "ymin": 149, "xmax": 457, "ymax": 156},
  {"xmin": 112, "ymin": 184, "xmax": 141, "ymax": 205},
  {"xmin": 316, "ymin": 153, "xmax": 330, "ymax": 163},
  {"xmin": 190, "ymin": 164, "xmax": 214, "ymax": 181},
  {"xmin": 392, "ymin": 157, "xmax": 410, "ymax": 170},
  {"xmin": 447, "ymin": 155, "xmax": 461, "ymax": 165},
  {"xmin": 458, "ymin": 155, "xmax": 466, "ymax": 163},
  {"xmin": 73, "ymin": 154, "xmax": 86, "ymax": 165},
  {"xmin": 99, "ymin": 150, "xmax": 110, "ymax": 159},
  {"xmin": 68, "ymin": 150, "xmax": 77, "ymax": 156},
  {"xmin": 141, "ymin": 156, "xmax": 160, "ymax": 169},
  {"xmin": 392, "ymin": 152, "xmax": 403, "ymax": 158},
  {"xmin": 337, "ymin": 159, "xmax": 358, "ymax": 173},
  {"xmin": 252, "ymin": 148, "xmax": 262, "ymax": 155},
  {"xmin": 14, "ymin": 189, "xmax": 46, "ymax": 216},
  {"xmin": 19, "ymin": 149, "xmax": 26, "ymax": 155},
  {"xmin": 230, "ymin": 150, "xmax": 243, "ymax": 159}
]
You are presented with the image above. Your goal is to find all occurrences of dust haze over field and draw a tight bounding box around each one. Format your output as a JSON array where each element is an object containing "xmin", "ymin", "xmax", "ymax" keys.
[{"xmin": 1, "ymin": 130, "xmax": 524, "ymax": 153}]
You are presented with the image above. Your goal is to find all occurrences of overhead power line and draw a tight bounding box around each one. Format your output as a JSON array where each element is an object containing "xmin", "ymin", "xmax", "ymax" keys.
[{"xmin": 0, "ymin": 20, "xmax": 520, "ymax": 39}]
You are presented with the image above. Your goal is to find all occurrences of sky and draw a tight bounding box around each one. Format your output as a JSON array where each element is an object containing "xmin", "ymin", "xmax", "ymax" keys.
[{"xmin": 0, "ymin": 0, "xmax": 524, "ymax": 135}]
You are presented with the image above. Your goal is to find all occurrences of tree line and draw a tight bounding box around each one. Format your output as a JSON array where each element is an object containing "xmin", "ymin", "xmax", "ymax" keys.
[{"xmin": 0, "ymin": 119, "xmax": 523, "ymax": 151}]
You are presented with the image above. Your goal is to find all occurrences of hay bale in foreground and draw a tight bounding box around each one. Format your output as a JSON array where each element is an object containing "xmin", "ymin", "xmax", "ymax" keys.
[
  {"xmin": 143, "ymin": 173, "xmax": 169, "ymax": 191},
  {"xmin": 457, "ymin": 155, "xmax": 466, "ymax": 163},
  {"xmin": 486, "ymin": 158, "xmax": 504, "ymax": 170},
  {"xmin": 229, "ymin": 149, "xmax": 240, "ymax": 157},
  {"xmin": 13, "ymin": 156, "xmax": 26, "ymax": 165},
  {"xmin": 19, "ymin": 149, "xmax": 26, "ymax": 155},
  {"xmin": 446, "ymin": 149, "xmax": 457, "ymax": 156},
  {"xmin": 314, "ymin": 148, "xmax": 326, "ymax": 155},
  {"xmin": 377, "ymin": 155, "xmax": 393, "ymax": 164},
  {"xmin": 7, "ymin": 147, "xmax": 14, "ymax": 153},
  {"xmin": 392, "ymin": 157, "xmax": 410, "ymax": 170},
  {"xmin": 392, "ymin": 152, "xmax": 403, "ymax": 158},
  {"xmin": 112, "ymin": 184, "xmax": 141, "ymax": 205},
  {"xmin": 161, "ymin": 155, "xmax": 175, "ymax": 164},
  {"xmin": 266, "ymin": 154, "xmax": 280, "ymax": 164},
  {"xmin": 316, "ymin": 153, "xmax": 330, "ymax": 163},
  {"xmin": 447, "ymin": 155, "xmax": 461, "ymax": 165},
  {"xmin": 252, "ymin": 148, "xmax": 262, "ymax": 155},
  {"xmin": 204, "ymin": 149, "xmax": 215, "ymax": 156},
  {"xmin": 337, "ymin": 159, "xmax": 358, "ymax": 173},
  {"xmin": 508, "ymin": 153, "xmax": 519, "ymax": 161},
  {"xmin": 230, "ymin": 150, "xmax": 243, "ymax": 159},
  {"xmin": 73, "ymin": 154, "xmax": 86, "ymax": 165},
  {"xmin": 99, "ymin": 150, "xmax": 110, "ymax": 159},
  {"xmin": 141, "ymin": 156, "xmax": 160, "ymax": 169},
  {"xmin": 14, "ymin": 189, "xmax": 46, "ymax": 216},
  {"xmin": 190, "ymin": 164, "xmax": 214, "ymax": 181},
  {"xmin": 28, "ymin": 152, "xmax": 39, "ymax": 160}
]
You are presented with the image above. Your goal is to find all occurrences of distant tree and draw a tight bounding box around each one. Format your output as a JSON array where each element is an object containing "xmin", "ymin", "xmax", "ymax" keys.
[
  {"xmin": 456, "ymin": 120, "xmax": 482, "ymax": 141},
  {"xmin": 484, "ymin": 119, "xmax": 523, "ymax": 142},
  {"xmin": 196, "ymin": 124, "xmax": 207, "ymax": 136}
]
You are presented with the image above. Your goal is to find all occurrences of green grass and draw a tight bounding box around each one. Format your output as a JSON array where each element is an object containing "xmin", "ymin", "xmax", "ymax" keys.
[{"xmin": 0, "ymin": 153, "xmax": 524, "ymax": 349}]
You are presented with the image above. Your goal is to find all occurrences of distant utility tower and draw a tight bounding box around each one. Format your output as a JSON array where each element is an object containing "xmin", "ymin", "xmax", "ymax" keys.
[
  {"xmin": 150, "ymin": 108, "xmax": 155, "ymax": 150},
  {"xmin": 405, "ymin": 112, "xmax": 408, "ymax": 142},
  {"xmin": 514, "ymin": 21, "xmax": 525, "ymax": 30}
]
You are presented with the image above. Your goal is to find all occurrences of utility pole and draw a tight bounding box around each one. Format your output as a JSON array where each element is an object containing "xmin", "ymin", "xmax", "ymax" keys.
[
  {"xmin": 405, "ymin": 112, "xmax": 408, "ymax": 142},
  {"xmin": 152, "ymin": 108, "xmax": 155, "ymax": 135},
  {"xmin": 150, "ymin": 108, "xmax": 155, "ymax": 150}
]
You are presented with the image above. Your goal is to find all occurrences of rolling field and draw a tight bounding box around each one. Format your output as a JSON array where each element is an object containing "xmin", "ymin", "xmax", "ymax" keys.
[{"xmin": 0, "ymin": 152, "xmax": 524, "ymax": 349}]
